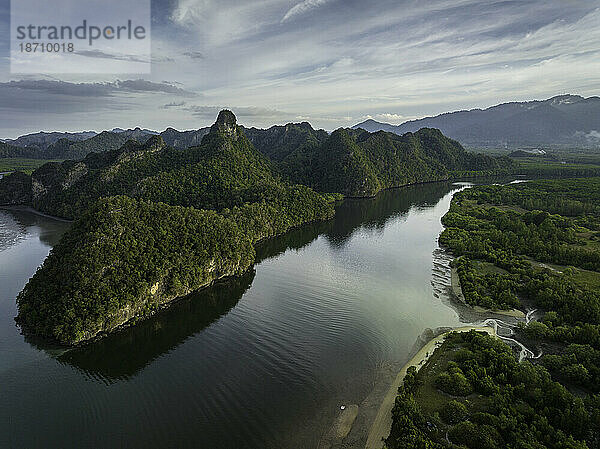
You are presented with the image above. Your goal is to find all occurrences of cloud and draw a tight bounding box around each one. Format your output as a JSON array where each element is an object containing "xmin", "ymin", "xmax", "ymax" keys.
[
  {"xmin": 0, "ymin": 79, "xmax": 197, "ymax": 97},
  {"xmin": 75, "ymin": 50, "xmax": 151, "ymax": 64},
  {"xmin": 281, "ymin": 0, "xmax": 334, "ymax": 23},
  {"xmin": 185, "ymin": 104, "xmax": 287, "ymax": 119},
  {"xmin": 115, "ymin": 79, "xmax": 195, "ymax": 96},
  {"xmin": 2, "ymin": 0, "xmax": 600, "ymax": 135},
  {"xmin": 359, "ymin": 113, "xmax": 416, "ymax": 124},
  {"xmin": 162, "ymin": 101, "xmax": 187, "ymax": 109},
  {"xmin": 183, "ymin": 51, "xmax": 205, "ymax": 59}
]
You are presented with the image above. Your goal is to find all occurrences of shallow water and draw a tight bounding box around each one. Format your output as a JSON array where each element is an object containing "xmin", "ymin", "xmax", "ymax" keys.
[{"xmin": 1, "ymin": 182, "xmax": 471, "ymax": 448}]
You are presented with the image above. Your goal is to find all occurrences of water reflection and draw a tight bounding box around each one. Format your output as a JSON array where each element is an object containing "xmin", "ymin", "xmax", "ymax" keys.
[
  {"xmin": 0, "ymin": 208, "xmax": 69, "ymax": 251},
  {"xmin": 55, "ymin": 182, "xmax": 454, "ymax": 380},
  {"xmin": 322, "ymin": 182, "xmax": 453, "ymax": 247},
  {"xmin": 58, "ymin": 271, "xmax": 256, "ymax": 381}
]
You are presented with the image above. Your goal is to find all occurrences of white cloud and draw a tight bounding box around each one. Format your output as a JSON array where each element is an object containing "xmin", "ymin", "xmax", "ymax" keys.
[
  {"xmin": 2, "ymin": 1, "xmax": 600, "ymax": 135},
  {"xmin": 281, "ymin": 0, "xmax": 333, "ymax": 23}
]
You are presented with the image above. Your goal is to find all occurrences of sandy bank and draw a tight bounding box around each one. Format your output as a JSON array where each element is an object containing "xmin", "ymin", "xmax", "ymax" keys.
[{"xmin": 364, "ymin": 325, "xmax": 496, "ymax": 449}]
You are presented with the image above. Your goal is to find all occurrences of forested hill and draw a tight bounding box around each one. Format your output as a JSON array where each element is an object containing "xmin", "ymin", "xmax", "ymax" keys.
[
  {"xmin": 13, "ymin": 111, "xmax": 335, "ymax": 344},
  {"xmin": 1, "ymin": 111, "xmax": 302, "ymax": 219},
  {"xmin": 0, "ymin": 127, "xmax": 212, "ymax": 161},
  {"xmin": 0, "ymin": 119, "xmax": 511, "ymax": 211},
  {"xmin": 242, "ymin": 122, "xmax": 329, "ymax": 161},
  {"xmin": 265, "ymin": 126, "xmax": 510, "ymax": 197},
  {"xmin": 0, "ymin": 129, "xmax": 153, "ymax": 160},
  {"xmin": 0, "ymin": 141, "xmax": 42, "ymax": 159}
]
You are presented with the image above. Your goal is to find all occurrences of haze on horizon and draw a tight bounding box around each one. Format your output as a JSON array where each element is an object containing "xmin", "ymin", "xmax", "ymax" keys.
[{"xmin": 0, "ymin": 0, "xmax": 599, "ymax": 138}]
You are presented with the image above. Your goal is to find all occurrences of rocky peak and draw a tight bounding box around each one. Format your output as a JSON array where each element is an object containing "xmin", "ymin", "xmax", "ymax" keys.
[
  {"xmin": 210, "ymin": 110, "xmax": 238, "ymax": 139},
  {"xmin": 143, "ymin": 135, "xmax": 166, "ymax": 152}
]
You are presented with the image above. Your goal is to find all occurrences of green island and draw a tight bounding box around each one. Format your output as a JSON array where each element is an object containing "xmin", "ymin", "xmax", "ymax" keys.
[
  {"xmin": 0, "ymin": 110, "xmax": 514, "ymax": 345},
  {"xmin": 385, "ymin": 178, "xmax": 600, "ymax": 448}
]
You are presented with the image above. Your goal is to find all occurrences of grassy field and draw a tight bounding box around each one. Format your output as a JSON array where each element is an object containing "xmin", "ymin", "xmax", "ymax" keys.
[
  {"xmin": 0, "ymin": 158, "xmax": 61, "ymax": 175},
  {"xmin": 515, "ymin": 158, "xmax": 600, "ymax": 170},
  {"xmin": 471, "ymin": 260, "xmax": 509, "ymax": 275},
  {"xmin": 527, "ymin": 257, "xmax": 600, "ymax": 290}
]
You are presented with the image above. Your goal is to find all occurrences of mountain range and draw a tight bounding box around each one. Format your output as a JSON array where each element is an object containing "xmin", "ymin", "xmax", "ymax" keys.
[
  {"xmin": 353, "ymin": 95, "xmax": 600, "ymax": 149},
  {"xmin": 0, "ymin": 127, "xmax": 214, "ymax": 160},
  {"xmin": 0, "ymin": 111, "xmax": 507, "ymax": 215},
  {"xmin": 3, "ymin": 94, "xmax": 599, "ymax": 161}
]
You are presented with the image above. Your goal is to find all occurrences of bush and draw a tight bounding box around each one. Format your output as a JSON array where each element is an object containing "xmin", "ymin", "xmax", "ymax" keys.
[
  {"xmin": 435, "ymin": 371, "xmax": 473, "ymax": 396},
  {"xmin": 440, "ymin": 400, "xmax": 468, "ymax": 424}
]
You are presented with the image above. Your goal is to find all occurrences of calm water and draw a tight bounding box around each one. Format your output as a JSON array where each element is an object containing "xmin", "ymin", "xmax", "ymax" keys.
[{"xmin": 1, "ymin": 183, "xmax": 469, "ymax": 448}]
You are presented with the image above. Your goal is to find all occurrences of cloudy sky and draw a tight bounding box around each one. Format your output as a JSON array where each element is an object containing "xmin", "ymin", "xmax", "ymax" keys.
[{"xmin": 1, "ymin": 0, "xmax": 599, "ymax": 137}]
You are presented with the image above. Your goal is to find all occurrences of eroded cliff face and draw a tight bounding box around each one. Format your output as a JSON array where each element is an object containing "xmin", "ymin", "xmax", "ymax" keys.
[
  {"xmin": 65, "ymin": 246, "xmax": 254, "ymax": 345},
  {"xmin": 0, "ymin": 171, "xmax": 32, "ymax": 205}
]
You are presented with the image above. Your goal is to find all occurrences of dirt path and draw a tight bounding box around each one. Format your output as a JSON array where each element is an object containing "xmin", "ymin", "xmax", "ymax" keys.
[{"xmin": 364, "ymin": 325, "xmax": 496, "ymax": 449}]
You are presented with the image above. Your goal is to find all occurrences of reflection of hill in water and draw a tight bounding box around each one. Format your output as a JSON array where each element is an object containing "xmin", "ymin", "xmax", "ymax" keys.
[
  {"xmin": 323, "ymin": 182, "xmax": 453, "ymax": 248},
  {"xmin": 0, "ymin": 208, "xmax": 70, "ymax": 250},
  {"xmin": 0, "ymin": 211, "xmax": 27, "ymax": 250},
  {"xmin": 54, "ymin": 182, "xmax": 454, "ymax": 380},
  {"xmin": 58, "ymin": 271, "xmax": 256, "ymax": 381}
]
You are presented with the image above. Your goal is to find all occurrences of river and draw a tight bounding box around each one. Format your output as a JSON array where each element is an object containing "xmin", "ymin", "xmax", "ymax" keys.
[{"xmin": 1, "ymin": 182, "xmax": 484, "ymax": 448}]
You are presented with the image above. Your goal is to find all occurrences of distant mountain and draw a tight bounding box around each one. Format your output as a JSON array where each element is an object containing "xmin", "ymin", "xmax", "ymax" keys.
[
  {"xmin": 3, "ymin": 131, "xmax": 97, "ymax": 149},
  {"xmin": 0, "ymin": 141, "xmax": 41, "ymax": 159},
  {"xmin": 52, "ymin": 131, "xmax": 137, "ymax": 159},
  {"xmin": 111, "ymin": 127, "xmax": 159, "ymax": 135},
  {"xmin": 160, "ymin": 127, "xmax": 210, "ymax": 149},
  {"xmin": 353, "ymin": 95, "xmax": 600, "ymax": 148},
  {"xmin": 1, "ymin": 126, "xmax": 216, "ymax": 160}
]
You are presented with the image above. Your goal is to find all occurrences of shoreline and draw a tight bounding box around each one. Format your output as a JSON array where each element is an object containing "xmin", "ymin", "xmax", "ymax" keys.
[
  {"xmin": 0, "ymin": 205, "xmax": 73, "ymax": 222},
  {"xmin": 364, "ymin": 325, "xmax": 497, "ymax": 449}
]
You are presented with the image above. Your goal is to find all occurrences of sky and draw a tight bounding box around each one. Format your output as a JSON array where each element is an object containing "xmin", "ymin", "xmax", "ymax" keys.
[{"xmin": 0, "ymin": 0, "xmax": 599, "ymax": 138}]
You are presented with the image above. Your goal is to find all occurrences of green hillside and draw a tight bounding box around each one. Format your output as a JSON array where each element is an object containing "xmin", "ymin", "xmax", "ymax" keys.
[
  {"xmin": 13, "ymin": 111, "xmax": 335, "ymax": 344},
  {"xmin": 254, "ymin": 126, "xmax": 511, "ymax": 197}
]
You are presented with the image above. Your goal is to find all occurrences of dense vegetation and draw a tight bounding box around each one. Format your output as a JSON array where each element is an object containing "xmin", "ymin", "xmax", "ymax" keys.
[
  {"xmin": 386, "ymin": 178, "xmax": 600, "ymax": 447},
  {"xmin": 16, "ymin": 196, "xmax": 256, "ymax": 344},
  {"xmin": 3, "ymin": 112, "xmax": 333, "ymax": 220},
  {"xmin": 0, "ymin": 131, "xmax": 143, "ymax": 160},
  {"xmin": 386, "ymin": 331, "xmax": 599, "ymax": 449},
  {"xmin": 0, "ymin": 171, "xmax": 32, "ymax": 205},
  {"xmin": 249, "ymin": 125, "xmax": 512, "ymax": 197},
  {"xmin": 0, "ymin": 141, "xmax": 43, "ymax": 159},
  {"xmin": 14, "ymin": 111, "xmax": 335, "ymax": 344},
  {"xmin": 437, "ymin": 177, "xmax": 600, "ymax": 390},
  {"xmin": 17, "ymin": 188, "xmax": 333, "ymax": 344},
  {"xmin": 243, "ymin": 122, "xmax": 329, "ymax": 162}
]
